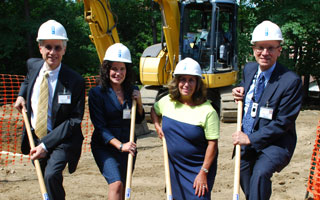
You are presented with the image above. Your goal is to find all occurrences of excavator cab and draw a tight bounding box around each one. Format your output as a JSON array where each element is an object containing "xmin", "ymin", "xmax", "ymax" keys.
[
  {"xmin": 140, "ymin": 0, "xmax": 238, "ymax": 89},
  {"xmin": 80, "ymin": 0, "xmax": 239, "ymax": 122},
  {"xmin": 139, "ymin": 0, "xmax": 239, "ymax": 121},
  {"xmin": 179, "ymin": 0, "xmax": 238, "ymax": 88}
]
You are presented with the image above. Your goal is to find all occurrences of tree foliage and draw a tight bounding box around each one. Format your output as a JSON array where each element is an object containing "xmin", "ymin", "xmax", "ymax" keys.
[
  {"xmin": 109, "ymin": 0, "xmax": 161, "ymax": 79},
  {"xmin": 0, "ymin": 0, "xmax": 98, "ymax": 75},
  {"xmin": 0, "ymin": 0, "xmax": 319, "ymax": 92},
  {"xmin": 242, "ymin": 0, "xmax": 320, "ymax": 98}
]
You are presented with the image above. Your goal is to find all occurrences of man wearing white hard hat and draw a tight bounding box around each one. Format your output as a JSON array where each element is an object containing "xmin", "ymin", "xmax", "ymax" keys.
[
  {"xmin": 151, "ymin": 58, "xmax": 219, "ymax": 199},
  {"xmin": 232, "ymin": 21, "xmax": 302, "ymax": 199},
  {"xmin": 14, "ymin": 20, "xmax": 85, "ymax": 200}
]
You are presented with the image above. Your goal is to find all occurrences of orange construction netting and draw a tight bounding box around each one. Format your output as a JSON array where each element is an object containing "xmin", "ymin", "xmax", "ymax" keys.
[
  {"xmin": 0, "ymin": 74, "xmax": 98, "ymax": 166},
  {"xmin": 306, "ymin": 120, "xmax": 320, "ymax": 200}
]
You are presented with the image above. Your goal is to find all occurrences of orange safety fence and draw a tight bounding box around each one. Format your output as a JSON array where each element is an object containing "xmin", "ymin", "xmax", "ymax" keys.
[
  {"xmin": 0, "ymin": 74, "xmax": 98, "ymax": 166},
  {"xmin": 306, "ymin": 120, "xmax": 320, "ymax": 200}
]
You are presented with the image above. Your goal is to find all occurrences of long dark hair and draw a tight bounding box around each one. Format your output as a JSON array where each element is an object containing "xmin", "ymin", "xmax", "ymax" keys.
[
  {"xmin": 98, "ymin": 60, "xmax": 134, "ymax": 96},
  {"xmin": 168, "ymin": 75, "xmax": 207, "ymax": 105}
]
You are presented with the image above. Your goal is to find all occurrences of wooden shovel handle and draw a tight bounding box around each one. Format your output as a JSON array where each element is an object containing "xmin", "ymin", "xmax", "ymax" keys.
[
  {"xmin": 125, "ymin": 100, "xmax": 137, "ymax": 200},
  {"xmin": 22, "ymin": 110, "xmax": 49, "ymax": 200},
  {"xmin": 233, "ymin": 101, "xmax": 243, "ymax": 200}
]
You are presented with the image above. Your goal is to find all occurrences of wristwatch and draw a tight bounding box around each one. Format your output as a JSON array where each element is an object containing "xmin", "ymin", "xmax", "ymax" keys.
[
  {"xmin": 119, "ymin": 143, "xmax": 123, "ymax": 152},
  {"xmin": 201, "ymin": 167, "xmax": 209, "ymax": 174}
]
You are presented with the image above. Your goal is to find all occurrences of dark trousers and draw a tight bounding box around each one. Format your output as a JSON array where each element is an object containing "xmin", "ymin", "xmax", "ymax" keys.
[
  {"xmin": 240, "ymin": 152, "xmax": 277, "ymax": 200},
  {"xmin": 39, "ymin": 146, "xmax": 68, "ymax": 200}
]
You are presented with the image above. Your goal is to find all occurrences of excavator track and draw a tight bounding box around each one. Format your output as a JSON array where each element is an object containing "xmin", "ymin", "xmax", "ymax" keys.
[
  {"xmin": 220, "ymin": 86, "xmax": 237, "ymax": 123},
  {"xmin": 140, "ymin": 86, "xmax": 159, "ymax": 122}
]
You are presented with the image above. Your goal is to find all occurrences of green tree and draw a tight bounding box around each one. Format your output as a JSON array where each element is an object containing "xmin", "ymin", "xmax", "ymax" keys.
[
  {"xmin": 0, "ymin": 0, "xmax": 98, "ymax": 75},
  {"xmin": 237, "ymin": 0, "xmax": 258, "ymax": 68},
  {"xmin": 238, "ymin": 0, "xmax": 320, "ymax": 101},
  {"xmin": 110, "ymin": 0, "xmax": 161, "ymax": 81},
  {"xmin": 2, "ymin": 0, "xmax": 319, "ymax": 97},
  {"xmin": 278, "ymin": 0, "xmax": 320, "ymax": 98}
]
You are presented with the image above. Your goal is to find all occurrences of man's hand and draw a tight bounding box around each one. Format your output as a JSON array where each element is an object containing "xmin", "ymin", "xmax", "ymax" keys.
[
  {"xmin": 232, "ymin": 131, "xmax": 251, "ymax": 146},
  {"xmin": 14, "ymin": 96, "xmax": 26, "ymax": 113},
  {"xmin": 232, "ymin": 87, "xmax": 244, "ymax": 103},
  {"xmin": 30, "ymin": 145, "xmax": 47, "ymax": 160}
]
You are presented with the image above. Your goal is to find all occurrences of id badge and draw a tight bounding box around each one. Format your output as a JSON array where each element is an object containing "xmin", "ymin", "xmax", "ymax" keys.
[
  {"xmin": 58, "ymin": 94, "xmax": 71, "ymax": 104},
  {"xmin": 251, "ymin": 102, "xmax": 258, "ymax": 118},
  {"xmin": 123, "ymin": 105, "xmax": 131, "ymax": 119},
  {"xmin": 259, "ymin": 106, "xmax": 273, "ymax": 120}
]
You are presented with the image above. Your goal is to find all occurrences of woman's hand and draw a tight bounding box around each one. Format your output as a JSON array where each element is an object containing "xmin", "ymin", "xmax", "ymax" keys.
[
  {"xmin": 150, "ymin": 107, "xmax": 164, "ymax": 139},
  {"xmin": 122, "ymin": 141, "xmax": 137, "ymax": 156},
  {"xmin": 132, "ymin": 89, "xmax": 142, "ymax": 107},
  {"xmin": 193, "ymin": 170, "xmax": 208, "ymax": 197},
  {"xmin": 154, "ymin": 123, "xmax": 164, "ymax": 139},
  {"xmin": 132, "ymin": 89, "xmax": 143, "ymax": 115},
  {"xmin": 193, "ymin": 140, "xmax": 217, "ymax": 197}
]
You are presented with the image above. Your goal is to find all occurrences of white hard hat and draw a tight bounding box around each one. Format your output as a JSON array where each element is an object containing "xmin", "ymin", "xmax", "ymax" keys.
[
  {"xmin": 36, "ymin": 20, "xmax": 68, "ymax": 42},
  {"xmin": 251, "ymin": 20, "xmax": 283, "ymax": 44},
  {"xmin": 174, "ymin": 58, "xmax": 202, "ymax": 78},
  {"xmin": 103, "ymin": 43, "xmax": 132, "ymax": 63}
]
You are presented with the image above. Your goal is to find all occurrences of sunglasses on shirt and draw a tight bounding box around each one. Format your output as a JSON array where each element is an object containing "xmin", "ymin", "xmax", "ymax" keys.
[{"xmin": 44, "ymin": 44, "xmax": 63, "ymax": 52}]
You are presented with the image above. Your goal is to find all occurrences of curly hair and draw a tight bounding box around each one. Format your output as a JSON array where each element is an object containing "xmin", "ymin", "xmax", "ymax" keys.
[
  {"xmin": 98, "ymin": 60, "xmax": 134, "ymax": 95},
  {"xmin": 168, "ymin": 75, "xmax": 207, "ymax": 105}
]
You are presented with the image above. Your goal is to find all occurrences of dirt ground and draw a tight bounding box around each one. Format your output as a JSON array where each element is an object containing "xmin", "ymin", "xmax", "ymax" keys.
[{"xmin": 1, "ymin": 109, "xmax": 320, "ymax": 200}]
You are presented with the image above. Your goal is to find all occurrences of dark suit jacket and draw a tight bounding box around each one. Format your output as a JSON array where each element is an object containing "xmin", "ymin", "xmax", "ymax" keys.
[
  {"xmin": 19, "ymin": 58, "xmax": 85, "ymax": 173},
  {"xmin": 89, "ymin": 85, "xmax": 145, "ymax": 147},
  {"xmin": 240, "ymin": 62, "xmax": 302, "ymax": 172}
]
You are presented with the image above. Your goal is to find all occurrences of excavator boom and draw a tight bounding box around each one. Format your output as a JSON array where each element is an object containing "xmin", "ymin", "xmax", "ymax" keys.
[
  {"xmin": 140, "ymin": 0, "xmax": 239, "ymax": 122},
  {"xmin": 80, "ymin": 0, "xmax": 239, "ymax": 122},
  {"xmin": 154, "ymin": 0, "xmax": 180, "ymax": 74},
  {"xmin": 81, "ymin": 0, "xmax": 120, "ymax": 63}
]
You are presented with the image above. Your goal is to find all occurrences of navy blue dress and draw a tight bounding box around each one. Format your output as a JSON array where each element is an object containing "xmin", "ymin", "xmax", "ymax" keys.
[
  {"xmin": 154, "ymin": 95, "xmax": 220, "ymax": 200},
  {"xmin": 88, "ymin": 85, "xmax": 144, "ymax": 184}
]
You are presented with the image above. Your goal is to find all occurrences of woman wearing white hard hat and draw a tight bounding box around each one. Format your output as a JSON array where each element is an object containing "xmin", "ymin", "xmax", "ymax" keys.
[
  {"xmin": 151, "ymin": 57, "xmax": 219, "ymax": 199},
  {"xmin": 88, "ymin": 43, "xmax": 145, "ymax": 200}
]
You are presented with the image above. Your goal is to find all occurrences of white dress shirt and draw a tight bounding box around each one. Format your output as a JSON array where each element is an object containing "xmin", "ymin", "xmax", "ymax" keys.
[{"xmin": 244, "ymin": 62, "xmax": 276, "ymax": 115}]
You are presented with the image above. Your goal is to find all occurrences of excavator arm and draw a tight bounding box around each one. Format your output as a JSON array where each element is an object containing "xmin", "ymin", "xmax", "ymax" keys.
[
  {"xmin": 139, "ymin": 0, "xmax": 180, "ymax": 86},
  {"xmin": 154, "ymin": 0, "xmax": 180, "ymax": 74},
  {"xmin": 80, "ymin": 0, "xmax": 120, "ymax": 63},
  {"xmin": 80, "ymin": 0, "xmax": 180, "ymax": 80},
  {"xmin": 80, "ymin": 0, "xmax": 239, "ymax": 122}
]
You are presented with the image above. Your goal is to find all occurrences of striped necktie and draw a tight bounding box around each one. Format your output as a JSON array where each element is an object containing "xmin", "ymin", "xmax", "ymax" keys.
[
  {"xmin": 242, "ymin": 73, "xmax": 265, "ymax": 135},
  {"xmin": 35, "ymin": 71, "xmax": 49, "ymax": 139}
]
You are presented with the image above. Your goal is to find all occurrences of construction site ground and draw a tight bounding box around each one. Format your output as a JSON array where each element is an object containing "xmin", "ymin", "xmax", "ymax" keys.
[{"xmin": 1, "ymin": 106, "xmax": 320, "ymax": 199}]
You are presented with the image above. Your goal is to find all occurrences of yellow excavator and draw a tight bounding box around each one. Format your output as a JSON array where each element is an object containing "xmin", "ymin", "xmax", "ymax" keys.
[
  {"xmin": 81, "ymin": 0, "xmax": 119, "ymax": 63},
  {"xmin": 80, "ymin": 0, "xmax": 238, "ymax": 122}
]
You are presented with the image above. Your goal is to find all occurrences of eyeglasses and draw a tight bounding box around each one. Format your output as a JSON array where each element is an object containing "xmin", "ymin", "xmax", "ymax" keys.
[
  {"xmin": 44, "ymin": 44, "xmax": 63, "ymax": 52},
  {"xmin": 178, "ymin": 76, "xmax": 196, "ymax": 85},
  {"xmin": 253, "ymin": 46, "xmax": 280, "ymax": 53}
]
